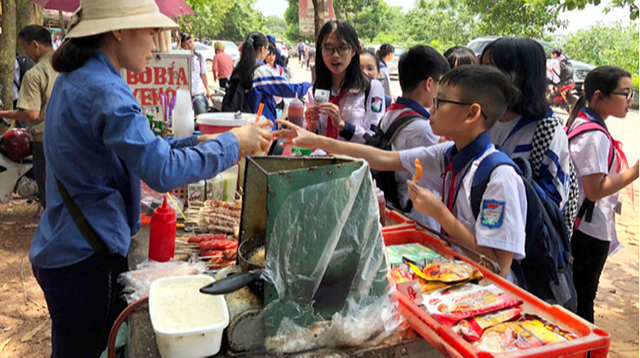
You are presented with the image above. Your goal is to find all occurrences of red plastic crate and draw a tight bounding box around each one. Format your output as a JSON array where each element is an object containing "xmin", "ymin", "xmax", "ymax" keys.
[
  {"xmin": 384, "ymin": 228, "xmax": 611, "ymax": 358},
  {"xmin": 381, "ymin": 208, "xmax": 416, "ymax": 234}
]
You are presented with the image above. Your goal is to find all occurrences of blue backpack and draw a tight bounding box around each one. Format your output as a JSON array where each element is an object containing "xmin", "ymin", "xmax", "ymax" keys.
[{"xmin": 470, "ymin": 151, "xmax": 577, "ymax": 311}]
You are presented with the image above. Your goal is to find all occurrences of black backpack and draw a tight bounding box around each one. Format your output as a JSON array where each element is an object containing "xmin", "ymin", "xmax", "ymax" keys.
[
  {"xmin": 222, "ymin": 76, "xmax": 253, "ymax": 113},
  {"xmin": 558, "ymin": 57, "xmax": 575, "ymax": 83},
  {"xmin": 14, "ymin": 55, "xmax": 35, "ymax": 89},
  {"xmin": 469, "ymin": 151, "xmax": 577, "ymax": 312},
  {"xmin": 363, "ymin": 109, "xmax": 424, "ymax": 212}
]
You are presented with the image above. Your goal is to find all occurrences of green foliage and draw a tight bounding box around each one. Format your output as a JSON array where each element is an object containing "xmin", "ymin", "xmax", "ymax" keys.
[
  {"xmin": 394, "ymin": 0, "xmax": 479, "ymax": 52},
  {"xmin": 266, "ymin": 16, "xmax": 287, "ymax": 38},
  {"xmin": 463, "ymin": 0, "xmax": 566, "ymax": 38},
  {"xmin": 560, "ymin": 21, "xmax": 639, "ymax": 79},
  {"xmin": 528, "ymin": 0, "xmax": 638, "ymax": 20},
  {"xmin": 178, "ymin": 0, "xmax": 265, "ymax": 42}
]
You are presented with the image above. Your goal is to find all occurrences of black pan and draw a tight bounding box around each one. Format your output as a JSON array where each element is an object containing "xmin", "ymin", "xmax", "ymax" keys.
[{"xmin": 200, "ymin": 237, "xmax": 265, "ymax": 296}]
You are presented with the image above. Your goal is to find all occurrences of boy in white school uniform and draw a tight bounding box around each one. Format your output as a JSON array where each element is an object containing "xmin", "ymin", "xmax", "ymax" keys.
[
  {"xmin": 276, "ymin": 66, "xmax": 527, "ymax": 279},
  {"xmin": 376, "ymin": 45, "xmax": 449, "ymax": 228}
]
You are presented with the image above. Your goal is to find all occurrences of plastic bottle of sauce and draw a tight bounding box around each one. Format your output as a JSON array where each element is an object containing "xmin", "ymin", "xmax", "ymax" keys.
[
  {"xmin": 149, "ymin": 197, "xmax": 176, "ymax": 262},
  {"xmin": 288, "ymin": 94, "xmax": 304, "ymax": 127}
]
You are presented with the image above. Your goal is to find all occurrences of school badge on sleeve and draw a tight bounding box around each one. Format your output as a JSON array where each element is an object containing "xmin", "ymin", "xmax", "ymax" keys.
[
  {"xmin": 480, "ymin": 200, "xmax": 505, "ymax": 228},
  {"xmin": 371, "ymin": 97, "xmax": 383, "ymax": 113}
]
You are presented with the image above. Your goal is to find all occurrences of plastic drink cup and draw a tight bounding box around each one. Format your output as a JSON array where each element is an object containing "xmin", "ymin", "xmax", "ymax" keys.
[{"xmin": 288, "ymin": 94, "xmax": 304, "ymax": 127}]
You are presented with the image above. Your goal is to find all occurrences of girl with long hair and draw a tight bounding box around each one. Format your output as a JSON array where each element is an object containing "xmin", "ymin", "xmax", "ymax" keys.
[
  {"xmin": 565, "ymin": 66, "xmax": 639, "ymax": 323},
  {"xmin": 226, "ymin": 32, "xmax": 311, "ymax": 127},
  {"xmin": 306, "ymin": 20, "xmax": 385, "ymax": 143}
]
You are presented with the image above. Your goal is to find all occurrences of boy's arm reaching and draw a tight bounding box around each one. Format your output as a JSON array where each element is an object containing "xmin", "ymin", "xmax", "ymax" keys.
[
  {"xmin": 407, "ymin": 180, "xmax": 514, "ymax": 276},
  {"xmin": 274, "ymin": 120, "xmax": 406, "ymax": 171}
]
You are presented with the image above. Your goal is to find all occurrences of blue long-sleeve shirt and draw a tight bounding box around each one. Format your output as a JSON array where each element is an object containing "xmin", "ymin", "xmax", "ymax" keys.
[
  {"xmin": 30, "ymin": 50, "xmax": 240, "ymax": 269},
  {"xmin": 246, "ymin": 61, "xmax": 312, "ymax": 127}
]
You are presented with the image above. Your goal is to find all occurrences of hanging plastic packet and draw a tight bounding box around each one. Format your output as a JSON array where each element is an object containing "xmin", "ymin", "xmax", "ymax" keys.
[
  {"xmin": 452, "ymin": 306, "xmax": 523, "ymax": 341},
  {"xmin": 423, "ymin": 284, "xmax": 521, "ymax": 327},
  {"xmin": 475, "ymin": 314, "xmax": 578, "ymax": 353}
]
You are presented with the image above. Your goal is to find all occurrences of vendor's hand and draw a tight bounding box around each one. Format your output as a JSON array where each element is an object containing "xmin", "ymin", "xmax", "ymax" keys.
[
  {"xmin": 274, "ymin": 119, "xmax": 321, "ymax": 149},
  {"xmin": 304, "ymin": 106, "xmax": 320, "ymax": 130},
  {"xmin": 229, "ymin": 119, "xmax": 273, "ymax": 154},
  {"xmin": 319, "ymin": 102, "xmax": 344, "ymax": 129},
  {"xmin": 407, "ymin": 180, "xmax": 446, "ymax": 222}
]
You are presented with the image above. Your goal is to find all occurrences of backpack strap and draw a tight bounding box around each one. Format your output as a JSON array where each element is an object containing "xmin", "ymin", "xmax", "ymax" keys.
[
  {"xmin": 529, "ymin": 114, "xmax": 560, "ymax": 174},
  {"xmin": 567, "ymin": 122, "xmax": 615, "ymax": 170},
  {"xmin": 470, "ymin": 151, "xmax": 521, "ymax": 219},
  {"xmin": 363, "ymin": 110, "xmax": 422, "ymax": 149},
  {"xmin": 567, "ymin": 122, "xmax": 615, "ymax": 228},
  {"xmin": 364, "ymin": 79, "xmax": 372, "ymax": 109}
]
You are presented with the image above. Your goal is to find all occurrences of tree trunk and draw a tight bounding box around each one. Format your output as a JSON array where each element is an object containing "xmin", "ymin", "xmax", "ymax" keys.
[
  {"xmin": 1, "ymin": 0, "xmax": 18, "ymax": 114},
  {"xmin": 16, "ymin": 0, "xmax": 44, "ymax": 55},
  {"xmin": 312, "ymin": 0, "xmax": 324, "ymax": 39}
]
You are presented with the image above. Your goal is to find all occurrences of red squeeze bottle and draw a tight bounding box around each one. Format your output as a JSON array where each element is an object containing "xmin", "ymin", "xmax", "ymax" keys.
[{"xmin": 148, "ymin": 197, "xmax": 176, "ymax": 262}]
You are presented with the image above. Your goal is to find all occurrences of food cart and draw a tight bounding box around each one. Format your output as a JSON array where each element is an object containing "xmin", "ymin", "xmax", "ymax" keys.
[{"xmin": 119, "ymin": 151, "xmax": 611, "ymax": 357}]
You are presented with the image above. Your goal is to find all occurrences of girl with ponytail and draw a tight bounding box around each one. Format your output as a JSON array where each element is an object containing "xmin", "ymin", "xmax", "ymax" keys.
[
  {"xmin": 566, "ymin": 65, "xmax": 639, "ymax": 323},
  {"xmin": 225, "ymin": 32, "xmax": 311, "ymax": 128}
]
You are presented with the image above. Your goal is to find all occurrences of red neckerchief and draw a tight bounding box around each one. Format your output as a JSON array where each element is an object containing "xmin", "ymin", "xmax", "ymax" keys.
[{"xmin": 326, "ymin": 91, "xmax": 347, "ymax": 139}]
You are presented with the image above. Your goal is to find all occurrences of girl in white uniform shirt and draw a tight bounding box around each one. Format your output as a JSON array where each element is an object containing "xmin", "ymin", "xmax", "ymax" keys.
[
  {"xmin": 565, "ymin": 66, "xmax": 639, "ymax": 323},
  {"xmin": 480, "ymin": 37, "xmax": 576, "ymax": 234},
  {"xmin": 305, "ymin": 20, "xmax": 385, "ymax": 144}
]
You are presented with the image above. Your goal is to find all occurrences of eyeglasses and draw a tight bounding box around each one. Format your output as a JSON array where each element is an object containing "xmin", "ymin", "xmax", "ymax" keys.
[
  {"xmin": 321, "ymin": 45, "xmax": 352, "ymax": 56},
  {"xmin": 433, "ymin": 97, "xmax": 488, "ymax": 120},
  {"xmin": 611, "ymin": 90, "xmax": 636, "ymax": 101}
]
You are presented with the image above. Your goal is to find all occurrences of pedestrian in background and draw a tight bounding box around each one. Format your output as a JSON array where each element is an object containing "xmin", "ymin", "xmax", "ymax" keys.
[
  {"xmin": 181, "ymin": 33, "xmax": 210, "ymax": 115},
  {"xmin": 213, "ymin": 41, "xmax": 234, "ymax": 89},
  {"xmin": 0, "ymin": 25, "xmax": 58, "ymax": 209}
]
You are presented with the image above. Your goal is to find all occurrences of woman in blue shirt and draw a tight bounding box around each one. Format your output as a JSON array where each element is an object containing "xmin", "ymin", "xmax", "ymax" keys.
[{"xmin": 29, "ymin": 0, "xmax": 272, "ymax": 356}]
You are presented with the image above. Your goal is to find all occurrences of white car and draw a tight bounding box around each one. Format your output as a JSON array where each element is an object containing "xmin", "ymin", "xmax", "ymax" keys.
[
  {"xmin": 275, "ymin": 40, "xmax": 289, "ymax": 63},
  {"xmin": 364, "ymin": 44, "xmax": 405, "ymax": 76}
]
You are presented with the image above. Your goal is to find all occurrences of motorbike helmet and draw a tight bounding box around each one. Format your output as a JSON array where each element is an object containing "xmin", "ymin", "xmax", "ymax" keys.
[
  {"xmin": 1, "ymin": 128, "xmax": 32, "ymax": 161},
  {"xmin": 266, "ymin": 34, "xmax": 276, "ymax": 43}
]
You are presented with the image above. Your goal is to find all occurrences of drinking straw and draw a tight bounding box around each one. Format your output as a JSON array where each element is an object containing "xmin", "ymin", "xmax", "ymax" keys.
[
  {"xmin": 255, "ymin": 103, "xmax": 264, "ymax": 122},
  {"xmin": 166, "ymin": 192, "xmax": 187, "ymax": 221}
]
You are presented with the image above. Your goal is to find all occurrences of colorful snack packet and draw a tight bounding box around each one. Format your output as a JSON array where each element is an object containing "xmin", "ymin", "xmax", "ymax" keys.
[{"xmin": 452, "ymin": 306, "xmax": 523, "ymax": 341}]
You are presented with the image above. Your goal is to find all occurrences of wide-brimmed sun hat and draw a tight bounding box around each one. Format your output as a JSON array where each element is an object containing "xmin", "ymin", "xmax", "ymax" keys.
[{"xmin": 66, "ymin": 0, "xmax": 178, "ymax": 39}]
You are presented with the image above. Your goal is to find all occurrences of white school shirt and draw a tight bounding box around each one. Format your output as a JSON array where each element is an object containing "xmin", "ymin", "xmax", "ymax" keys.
[
  {"xmin": 568, "ymin": 117, "xmax": 622, "ymax": 254},
  {"xmin": 489, "ymin": 113, "xmax": 572, "ymax": 212},
  {"xmin": 379, "ymin": 106, "xmax": 440, "ymax": 229},
  {"xmin": 400, "ymin": 139, "xmax": 527, "ymax": 281},
  {"xmin": 306, "ymin": 79, "xmax": 386, "ymax": 143},
  {"xmin": 190, "ymin": 51, "xmax": 207, "ymax": 96}
]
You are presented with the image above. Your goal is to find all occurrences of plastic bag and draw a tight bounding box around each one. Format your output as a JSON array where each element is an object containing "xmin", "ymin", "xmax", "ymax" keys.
[
  {"xmin": 141, "ymin": 181, "xmax": 184, "ymax": 217},
  {"xmin": 118, "ymin": 259, "xmax": 207, "ymax": 304},
  {"xmin": 260, "ymin": 158, "xmax": 402, "ymax": 354}
]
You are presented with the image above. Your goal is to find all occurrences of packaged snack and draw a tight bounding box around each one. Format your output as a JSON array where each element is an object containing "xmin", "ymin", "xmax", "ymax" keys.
[
  {"xmin": 388, "ymin": 267, "xmax": 413, "ymax": 284},
  {"xmin": 385, "ymin": 243, "xmax": 440, "ymax": 266},
  {"xmin": 476, "ymin": 315, "xmax": 577, "ymax": 353},
  {"xmin": 421, "ymin": 261, "xmax": 483, "ymax": 283},
  {"xmin": 452, "ymin": 306, "xmax": 523, "ymax": 341},
  {"xmin": 423, "ymin": 285, "xmax": 521, "ymax": 327}
]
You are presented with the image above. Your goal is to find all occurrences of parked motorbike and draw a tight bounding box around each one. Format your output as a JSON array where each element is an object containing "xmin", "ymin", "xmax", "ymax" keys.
[
  {"xmin": 549, "ymin": 82, "xmax": 579, "ymax": 113},
  {"xmin": 0, "ymin": 94, "xmax": 39, "ymax": 204}
]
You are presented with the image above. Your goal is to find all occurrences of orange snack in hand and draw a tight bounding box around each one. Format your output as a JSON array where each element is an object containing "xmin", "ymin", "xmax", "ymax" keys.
[{"xmin": 413, "ymin": 158, "xmax": 423, "ymax": 182}]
